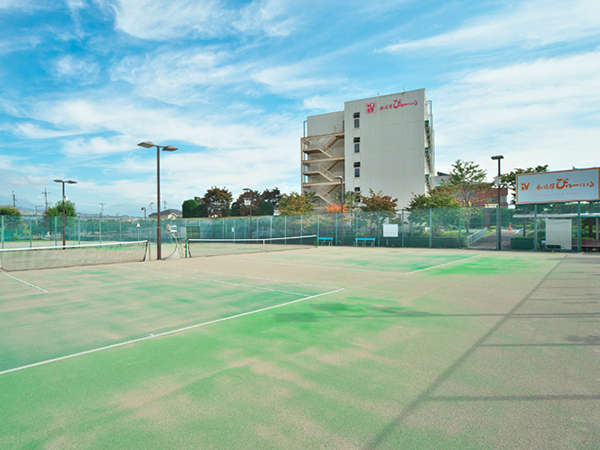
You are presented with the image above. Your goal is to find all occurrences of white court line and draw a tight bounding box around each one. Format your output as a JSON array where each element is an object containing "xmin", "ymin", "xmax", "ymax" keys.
[
  {"xmin": 406, "ymin": 254, "xmax": 482, "ymax": 274},
  {"xmin": 0, "ymin": 287, "xmax": 344, "ymax": 376},
  {"xmin": 200, "ymin": 277, "xmax": 307, "ymax": 297},
  {"xmin": 2, "ymin": 271, "xmax": 48, "ymax": 293},
  {"xmin": 139, "ymin": 266, "xmax": 309, "ymax": 297}
]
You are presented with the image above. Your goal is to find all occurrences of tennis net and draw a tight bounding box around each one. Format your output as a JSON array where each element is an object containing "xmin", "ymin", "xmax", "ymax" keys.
[
  {"xmin": 0, "ymin": 241, "xmax": 149, "ymax": 271},
  {"xmin": 186, "ymin": 235, "xmax": 317, "ymax": 258}
]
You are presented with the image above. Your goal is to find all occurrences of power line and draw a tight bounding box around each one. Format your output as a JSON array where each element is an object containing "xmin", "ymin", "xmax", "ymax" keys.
[{"xmin": 42, "ymin": 187, "xmax": 49, "ymax": 211}]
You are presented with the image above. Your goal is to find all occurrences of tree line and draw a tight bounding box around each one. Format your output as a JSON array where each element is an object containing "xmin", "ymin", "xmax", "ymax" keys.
[{"xmin": 181, "ymin": 187, "xmax": 399, "ymax": 218}]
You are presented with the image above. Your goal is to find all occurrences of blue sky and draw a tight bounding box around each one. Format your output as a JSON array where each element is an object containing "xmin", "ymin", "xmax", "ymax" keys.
[{"xmin": 1, "ymin": 0, "xmax": 599, "ymax": 216}]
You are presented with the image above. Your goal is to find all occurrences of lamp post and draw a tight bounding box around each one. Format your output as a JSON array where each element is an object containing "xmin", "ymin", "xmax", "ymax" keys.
[
  {"xmin": 141, "ymin": 207, "xmax": 147, "ymax": 220},
  {"xmin": 53, "ymin": 179, "xmax": 77, "ymax": 248},
  {"xmin": 138, "ymin": 141, "xmax": 178, "ymax": 260},
  {"xmin": 491, "ymin": 155, "xmax": 504, "ymax": 251}
]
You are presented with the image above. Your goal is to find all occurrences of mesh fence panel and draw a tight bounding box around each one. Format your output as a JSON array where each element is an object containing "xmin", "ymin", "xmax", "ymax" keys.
[{"xmin": 2, "ymin": 202, "xmax": 600, "ymax": 253}]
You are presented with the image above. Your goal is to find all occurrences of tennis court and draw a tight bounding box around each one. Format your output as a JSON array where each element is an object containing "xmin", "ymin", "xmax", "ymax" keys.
[{"xmin": 1, "ymin": 244, "xmax": 598, "ymax": 448}]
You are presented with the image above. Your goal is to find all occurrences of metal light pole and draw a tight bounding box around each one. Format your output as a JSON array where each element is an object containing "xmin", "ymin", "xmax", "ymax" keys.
[
  {"xmin": 141, "ymin": 207, "xmax": 147, "ymax": 220},
  {"xmin": 138, "ymin": 141, "xmax": 178, "ymax": 260},
  {"xmin": 53, "ymin": 179, "xmax": 77, "ymax": 248},
  {"xmin": 491, "ymin": 155, "xmax": 504, "ymax": 251}
]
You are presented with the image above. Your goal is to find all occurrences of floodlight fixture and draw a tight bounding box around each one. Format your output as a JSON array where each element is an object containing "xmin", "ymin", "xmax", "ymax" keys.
[
  {"xmin": 53, "ymin": 178, "xmax": 77, "ymax": 248},
  {"xmin": 491, "ymin": 154, "xmax": 504, "ymax": 251},
  {"xmin": 137, "ymin": 141, "xmax": 179, "ymax": 260}
]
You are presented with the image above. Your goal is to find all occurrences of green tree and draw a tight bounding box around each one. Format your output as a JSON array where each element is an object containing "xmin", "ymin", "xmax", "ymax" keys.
[
  {"xmin": 360, "ymin": 189, "xmax": 398, "ymax": 212},
  {"xmin": 258, "ymin": 188, "xmax": 282, "ymax": 215},
  {"xmin": 0, "ymin": 205, "xmax": 21, "ymax": 217},
  {"xmin": 445, "ymin": 160, "xmax": 488, "ymax": 206},
  {"xmin": 501, "ymin": 165, "xmax": 548, "ymax": 204},
  {"xmin": 407, "ymin": 188, "xmax": 462, "ymax": 233},
  {"xmin": 182, "ymin": 199, "xmax": 208, "ymax": 218},
  {"xmin": 203, "ymin": 187, "xmax": 232, "ymax": 217},
  {"xmin": 231, "ymin": 189, "xmax": 262, "ymax": 216},
  {"xmin": 277, "ymin": 192, "xmax": 314, "ymax": 215},
  {"xmin": 45, "ymin": 200, "xmax": 76, "ymax": 217}
]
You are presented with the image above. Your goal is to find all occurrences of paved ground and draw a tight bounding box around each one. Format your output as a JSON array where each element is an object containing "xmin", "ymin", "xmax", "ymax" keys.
[{"xmin": 0, "ymin": 247, "xmax": 598, "ymax": 448}]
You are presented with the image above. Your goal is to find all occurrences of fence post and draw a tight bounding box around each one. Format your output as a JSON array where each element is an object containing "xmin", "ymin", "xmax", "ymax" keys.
[
  {"xmin": 78, "ymin": 217, "xmax": 81, "ymax": 245},
  {"xmin": 99, "ymin": 217, "xmax": 102, "ymax": 243},
  {"xmin": 577, "ymin": 201, "xmax": 582, "ymax": 252},
  {"xmin": 30, "ymin": 221, "xmax": 33, "ymax": 247},
  {"xmin": 317, "ymin": 214, "xmax": 320, "ymax": 239},
  {"xmin": 428, "ymin": 208, "xmax": 433, "ymax": 248},
  {"xmin": 1, "ymin": 215, "xmax": 4, "ymax": 249},
  {"xmin": 54, "ymin": 216, "xmax": 58, "ymax": 247},
  {"xmin": 534, "ymin": 204, "xmax": 538, "ymax": 251},
  {"xmin": 401, "ymin": 209, "xmax": 405, "ymax": 248},
  {"xmin": 119, "ymin": 220, "xmax": 122, "ymax": 242},
  {"xmin": 335, "ymin": 213, "xmax": 338, "ymax": 245},
  {"xmin": 300, "ymin": 215, "xmax": 303, "ymax": 236},
  {"xmin": 458, "ymin": 208, "xmax": 462, "ymax": 248}
]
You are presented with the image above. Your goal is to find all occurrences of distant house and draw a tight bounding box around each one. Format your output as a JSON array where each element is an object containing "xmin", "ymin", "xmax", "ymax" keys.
[{"xmin": 149, "ymin": 209, "xmax": 182, "ymax": 219}]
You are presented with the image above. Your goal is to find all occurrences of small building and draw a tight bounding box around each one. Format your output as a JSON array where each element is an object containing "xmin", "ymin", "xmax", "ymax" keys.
[{"xmin": 149, "ymin": 209, "xmax": 182, "ymax": 219}]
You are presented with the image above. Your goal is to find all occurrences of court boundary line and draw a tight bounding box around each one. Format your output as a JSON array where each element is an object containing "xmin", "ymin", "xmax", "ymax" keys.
[
  {"xmin": 0, "ymin": 287, "xmax": 344, "ymax": 376},
  {"xmin": 406, "ymin": 254, "xmax": 481, "ymax": 274},
  {"xmin": 2, "ymin": 271, "xmax": 48, "ymax": 293},
  {"xmin": 232, "ymin": 253, "xmax": 482, "ymax": 275}
]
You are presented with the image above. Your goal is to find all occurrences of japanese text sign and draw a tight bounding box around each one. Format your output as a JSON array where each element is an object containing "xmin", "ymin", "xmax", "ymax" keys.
[{"xmin": 516, "ymin": 168, "xmax": 600, "ymax": 204}]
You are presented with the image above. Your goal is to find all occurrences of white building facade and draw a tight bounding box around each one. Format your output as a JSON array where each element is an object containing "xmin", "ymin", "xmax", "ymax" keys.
[{"xmin": 301, "ymin": 89, "xmax": 434, "ymax": 210}]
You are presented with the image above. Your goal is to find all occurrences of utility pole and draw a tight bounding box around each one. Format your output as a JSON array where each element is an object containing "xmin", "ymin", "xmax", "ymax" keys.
[
  {"xmin": 42, "ymin": 187, "xmax": 49, "ymax": 211},
  {"xmin": 99, "ymin": 202, "xmax": 105, "ymax": 217},
  {"xmin": 12, "ymin": 191, "xmax": 16, "ymax": 208}
]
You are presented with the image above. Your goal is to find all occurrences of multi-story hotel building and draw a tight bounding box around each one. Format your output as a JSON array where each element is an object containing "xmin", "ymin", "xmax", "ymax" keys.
[{"xmin": 301, "ymin": 89, "xmax": 435, "ymax": 209}]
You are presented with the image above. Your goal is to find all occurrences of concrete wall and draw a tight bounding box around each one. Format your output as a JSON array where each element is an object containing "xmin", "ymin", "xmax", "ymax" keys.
[
  {"xmin": 306, "ymin": 111, "xmax": 344, "ymax": 136},
  {"xmin": 343, "ymin": 89, "xmax": 428, "ymax": 209}
]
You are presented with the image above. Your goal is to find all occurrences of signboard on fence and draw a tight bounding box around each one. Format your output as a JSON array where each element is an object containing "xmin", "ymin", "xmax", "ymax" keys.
[
  {"xmin": 516, "ymin": 168, "xmax": 600, "ymax": 204},
  {"xmin": 382, "ymin": 224, "xmax": 398, "ymax": 237}
]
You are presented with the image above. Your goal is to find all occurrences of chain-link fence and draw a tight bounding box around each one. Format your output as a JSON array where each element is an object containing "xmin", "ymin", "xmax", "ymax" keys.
[{"xmin": 2, "ymin": 202, "xmax": 599, "ymax": 251}]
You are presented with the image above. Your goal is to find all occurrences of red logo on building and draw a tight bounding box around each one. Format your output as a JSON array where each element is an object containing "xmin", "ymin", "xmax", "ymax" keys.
[{"xmin": 366, "ymin": 103, "xmax": 376, "ymax": 114}]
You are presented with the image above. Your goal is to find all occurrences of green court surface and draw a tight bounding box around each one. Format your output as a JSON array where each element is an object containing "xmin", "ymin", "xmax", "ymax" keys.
[{"xmin": 1, "ymin": 247, "xmax": 599, "ymax": 448}]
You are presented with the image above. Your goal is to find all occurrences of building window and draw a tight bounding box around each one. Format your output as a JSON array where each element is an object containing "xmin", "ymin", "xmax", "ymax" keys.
[
  {"xmin": 353, "ymin": 137, "xmax": 360, "ymax": 153},
  {"xmin": 354, "ymin": 187, "xmax": 361, "ymax": 193},
  {"xmin": 353, "ymin": 161, "xmax": 360, "ymax": 178},
  {"xmin": 353, "ymin": 112, "xmax": 360, "ymax": 128}
]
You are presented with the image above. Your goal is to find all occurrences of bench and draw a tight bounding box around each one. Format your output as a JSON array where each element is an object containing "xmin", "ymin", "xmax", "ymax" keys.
[
  {"xmin": 318, "ymin": 237, "xmax": 334, "ymax": 246},
  {"xmin": 581, "ymin": 239, "xmax": 600, "ymax": 251},
  {"xmin": 355, "ymin": 237, "xmax": 376, "ymax": 247}
]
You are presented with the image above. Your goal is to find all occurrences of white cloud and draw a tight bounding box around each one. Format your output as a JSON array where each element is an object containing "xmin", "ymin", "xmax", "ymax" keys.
[
  {"xmin": 102, "ymin": 0, "xmax": 297, "ymax": 41},
  {"xmin": 52, "ymin": 55, "xmax": 100, "ymax": 83},
  {"xmin": 382, "ymin": 0, "xmax": 600, "ymax": 53},
  {"xmin": 431, "ymin": 49, "xmax": 600, "ymax": 176},
  {"xmin": 234, "ymin": 0, "xmax": 296, "ymax": 37}
]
